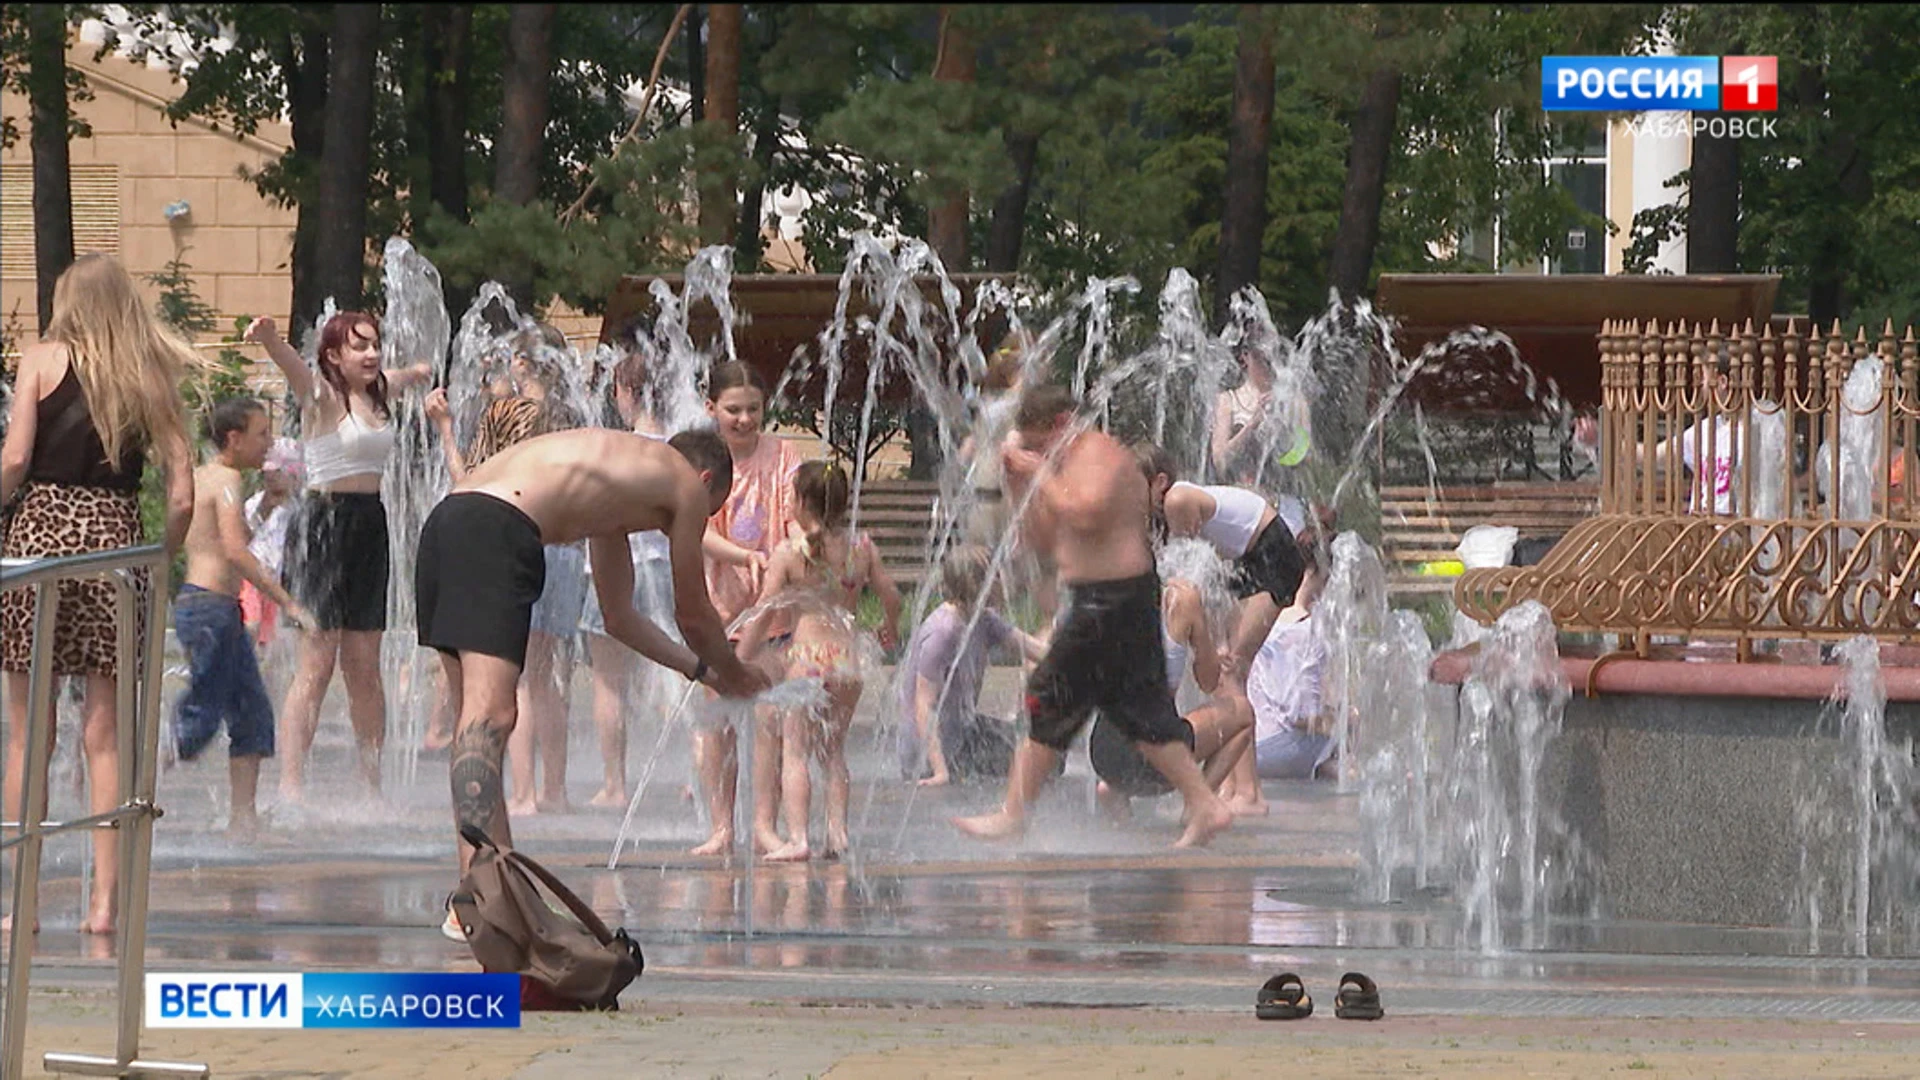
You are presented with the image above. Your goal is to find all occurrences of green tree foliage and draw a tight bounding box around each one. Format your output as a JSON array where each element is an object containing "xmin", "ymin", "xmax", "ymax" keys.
[{"xmin": 145, "ymin": 252, "xmax": 253, "ymax": 429}]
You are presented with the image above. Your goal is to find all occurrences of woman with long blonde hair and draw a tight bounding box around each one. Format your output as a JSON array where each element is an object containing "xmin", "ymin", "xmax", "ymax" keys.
[{"xmin": 1, "ymin": 253, "xmax": 197, "ymax": 934}]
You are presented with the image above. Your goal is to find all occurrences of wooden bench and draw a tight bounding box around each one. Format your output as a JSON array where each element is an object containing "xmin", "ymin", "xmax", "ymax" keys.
[{"xmin": 1380, "ymin": 481, "xmax": 1601, "ymax": 597}]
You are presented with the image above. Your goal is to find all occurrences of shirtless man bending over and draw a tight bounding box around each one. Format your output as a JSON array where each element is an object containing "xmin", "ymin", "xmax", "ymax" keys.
[
  {"xmin": 953, "ymin": 385, "xmax": 1234, "ymax": 849},
  {"xmin": 415, "ymin": 427, "xmax": 771, "ymax": 936}
]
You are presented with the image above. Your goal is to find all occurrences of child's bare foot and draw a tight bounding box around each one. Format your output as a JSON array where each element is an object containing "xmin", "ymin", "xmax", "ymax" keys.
[
  {"xmin": 917, "ymin": 772, "xmax": 950, "ymax": 787},
  {"xmin": 752, "ymin": 827, "xmax": 785, "ymax": 856},
  {"xmin": 1226, "ymin": 796, "xmax": 1270, "ymax": 818},
  {"xmin": 763, "ymin": 841, "xmax": 810, "ymax": 863},
  {"xmin": 824, "ymin": 827, "xmax": 849, "ymax": 858},
  {"xmin": 0, "ymin": 914, "xmax": 39, "ymax": 934},
  {"xmin": 588, "ymin": 785, "xmax": 628, "ymax": 809},
  {"xmin": 506, "ymin": 796, "xmax": 538, "ymax": 817},
  {"xmin": 535, "ymin": 796, "xmax": 572, "ymax": 815},
  {"xmin": 1173, "ymin": 802, "xmax": 1233, "ymax": 849},
  {"xmin": 689, "ymin": 829, "xmax": 732, "ymax": 856},
  {"xmin": 953, "ymin": 810, "xmax": 1025, "ymax": 841},
  {"xmin": 228, "ymin": 814, "xmax": 261, "ymax": 844}
]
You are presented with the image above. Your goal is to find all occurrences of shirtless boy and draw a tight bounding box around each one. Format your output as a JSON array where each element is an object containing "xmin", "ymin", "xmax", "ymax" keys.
[
  {"xmin": 415, "ymin": 427, "xmax": 771, "ymax": 937},
  {"xmin": 174, "ymin": 398, "xmax": 313, "ymax": 839},
  {"xmin": 953, "ymin": 385, "xmax": 1233, "ymax": 849}
]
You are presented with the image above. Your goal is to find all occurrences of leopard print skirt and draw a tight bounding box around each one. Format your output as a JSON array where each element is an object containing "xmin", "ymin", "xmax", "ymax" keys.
[{"xmin": 1, "ymin": 481, "xmax": 148, "ymax": 677}]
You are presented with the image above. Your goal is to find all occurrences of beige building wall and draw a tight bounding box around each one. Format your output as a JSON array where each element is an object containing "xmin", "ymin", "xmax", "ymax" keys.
[{"xmin": 1, "ymin": 39, "xmax": 297, "ymax": 356}]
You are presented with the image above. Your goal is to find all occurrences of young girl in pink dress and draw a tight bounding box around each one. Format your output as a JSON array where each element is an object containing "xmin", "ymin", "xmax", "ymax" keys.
[{"xmin": 689, "ymin": 361, "xmax": 804, "ymax": 856}]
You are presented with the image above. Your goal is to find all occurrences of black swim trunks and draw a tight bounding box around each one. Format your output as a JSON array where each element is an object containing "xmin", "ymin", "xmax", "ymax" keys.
[
  {"xmin": 1025, "ymin": 570, "xmax": 1191, "ymax": 752},
  {"xmin": 1088, "ymin": 713, "xmax": 1197, "ymax": 797},
  {"xmin": 415, "ymin": 492, "xmax": 546, "ymax": 669},
  {"xmin": 1229, "ymin": 517, "xmax": 1306, "ymax": 607}
]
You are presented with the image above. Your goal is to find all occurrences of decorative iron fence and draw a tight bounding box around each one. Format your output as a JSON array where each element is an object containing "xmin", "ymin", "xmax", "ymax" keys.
[{"xmin": 1457, "ymin": 318, "xmax": 1920, "ymax": 656}]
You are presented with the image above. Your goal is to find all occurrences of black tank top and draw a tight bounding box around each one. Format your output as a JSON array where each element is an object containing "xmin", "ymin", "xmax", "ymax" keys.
[{"xmin": 29, "ymin": 364, "xmax": 146, "ymax": 491}]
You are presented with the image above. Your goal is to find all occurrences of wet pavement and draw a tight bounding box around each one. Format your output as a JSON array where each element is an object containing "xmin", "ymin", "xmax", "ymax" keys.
[{"xmin": 10, "ymin": 666, "xmax": 1920, "ymax": 1028}]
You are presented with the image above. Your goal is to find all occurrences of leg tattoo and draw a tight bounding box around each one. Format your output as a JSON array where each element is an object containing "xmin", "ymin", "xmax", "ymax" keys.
[{"xmin": 451, "ymin": 722, "xmax": 509, "ymax": 844}]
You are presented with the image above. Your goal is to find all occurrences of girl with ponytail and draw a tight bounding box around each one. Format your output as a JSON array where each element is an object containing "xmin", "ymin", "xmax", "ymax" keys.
[{"xmin": 737, "ymin": 459, "xmax": 902, "ymax": 862}]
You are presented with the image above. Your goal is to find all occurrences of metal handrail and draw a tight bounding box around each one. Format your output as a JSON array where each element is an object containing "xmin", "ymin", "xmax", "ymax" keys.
[{"xmin": 0, "ymin": 544, "xmax": 206, "ymax": 1079}]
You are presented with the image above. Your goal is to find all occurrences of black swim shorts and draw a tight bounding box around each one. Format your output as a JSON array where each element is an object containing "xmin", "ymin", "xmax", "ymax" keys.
[
  {"xmin": 1087, "ymin": 712, "xmax": 1197, "ymax": 797},
  {"xmin": 1229, "ymin": 517, "xmax": 1306, "ymax": 607},
  {"xmin": 415, "ymin": 492, "xmax": 546, "ymax": 669},
  {"xmin": 1024, "ymin": 570, "xmax": 1191, "ymax": 752}
]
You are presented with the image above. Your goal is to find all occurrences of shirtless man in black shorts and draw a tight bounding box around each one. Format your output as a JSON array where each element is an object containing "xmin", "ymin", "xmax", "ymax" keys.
[
  {"xmin": 415, "ymin": 427, "xmax": 771, "ymax": 930},
  {"xmin": 953, "ymin": 385, "xmax": 1234, "ymax": 849}
]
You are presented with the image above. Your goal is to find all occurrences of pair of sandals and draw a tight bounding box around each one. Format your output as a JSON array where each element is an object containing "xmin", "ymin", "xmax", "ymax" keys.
[{"xmin": 1255, "ymin": 972, "xmax": 1383, "ymax": 1021}]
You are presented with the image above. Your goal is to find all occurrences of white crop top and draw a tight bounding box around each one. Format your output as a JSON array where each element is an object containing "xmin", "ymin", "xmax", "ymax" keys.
[
  {"xmin": 1171, "ymin": 481, "xmax": 1268, "ymax": 558},
  {"xmin": 304, "ymin": 409, "xmax": 396, "ymax": 489}
]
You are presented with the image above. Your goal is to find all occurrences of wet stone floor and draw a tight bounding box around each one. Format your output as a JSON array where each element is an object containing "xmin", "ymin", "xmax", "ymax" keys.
[{"xmin": 8, "ymin": 666, "xmax": 1920, "ymax": 1026}]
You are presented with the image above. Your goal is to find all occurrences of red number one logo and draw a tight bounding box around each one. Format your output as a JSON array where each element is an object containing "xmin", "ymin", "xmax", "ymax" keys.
[{"xmin": 1721, "ymin": 56, "xmax": 1778, "ymax": 111}]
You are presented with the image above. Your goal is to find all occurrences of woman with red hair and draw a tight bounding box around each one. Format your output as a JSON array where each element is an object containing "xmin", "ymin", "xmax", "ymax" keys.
[{"xmin": 246, "ymin": 312, "xmax": 431, "ymax": 804}]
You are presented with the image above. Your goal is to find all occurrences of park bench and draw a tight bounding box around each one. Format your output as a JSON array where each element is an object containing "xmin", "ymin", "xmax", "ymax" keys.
[
  {"xmin": 856, "ymin": 479, "xmax": 940, "ymax": 589},
  {"xmin": 1380, "ymin": 480, "xmax": 1601, "ymax": 597}
]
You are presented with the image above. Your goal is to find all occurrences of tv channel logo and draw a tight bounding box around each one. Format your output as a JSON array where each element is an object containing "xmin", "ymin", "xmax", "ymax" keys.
[
  {"xmin": 1542, "ymin": 56, "xmax": 1777, "ymax": 112},
  {"xmin": 147, "ymin": 973, "xmax": 521, "ymax": 1029}
]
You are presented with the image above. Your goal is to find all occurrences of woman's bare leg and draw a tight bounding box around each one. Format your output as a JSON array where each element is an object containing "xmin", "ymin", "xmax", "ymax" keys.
[
  {"xmin": 77, "ymin": 674, "xmax": 119, "ymax": 934},
  {"xmin": 3, "ymin": 673, "xmax": 42, "ymax": 932},
  {"xmin": 338, "ymin": 630, "xmax": 387, "ymax": 794},
  {"xmin": 689, "ymin": 724, "xmax": 737, "ymax": 855},
  {"xmin": 530, "ymin": 634, "xmax": 572, "ymax": 812},
  {"xmin": 278, "ymin": 629, "xmax": 339, "ymax": 802},
  {"xmin": 587, "ymin": 635, "xmax": 630, "ymax": 807},
  {"xmin": 506, "ymin": 675, "xmax": 538, "ymax": 816}
]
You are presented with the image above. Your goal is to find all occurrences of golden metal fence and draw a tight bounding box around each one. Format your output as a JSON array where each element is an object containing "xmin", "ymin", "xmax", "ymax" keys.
[{"xmin": 1456, "ymin": 317, "xmax": 1920, "ymax": 657}]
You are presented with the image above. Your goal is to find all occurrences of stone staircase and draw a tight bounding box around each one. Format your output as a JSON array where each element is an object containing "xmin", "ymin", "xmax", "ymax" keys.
[{"xmin": 853, "ymin": 479, "xmax": 940, "ymax": 588}]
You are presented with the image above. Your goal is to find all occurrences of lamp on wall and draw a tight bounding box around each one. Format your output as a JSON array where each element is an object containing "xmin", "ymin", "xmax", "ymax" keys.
[{"xmin": 163, "ymin": 200, "xmax": 191, "ymax": 223}]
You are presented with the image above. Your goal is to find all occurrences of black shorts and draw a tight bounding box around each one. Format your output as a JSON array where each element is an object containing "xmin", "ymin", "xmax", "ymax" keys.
[
  {"xmin": 285, "ymin": 492, "xmax": 389, "ymax": 632},
  {"xmin": 1025, "ymin": 571, "xmax": 1190, "ymax": 752},
  {"xmin": 415, "ymin": 492, "xmax": 546, "ymax": 669},
  {"xmin": 1229, "ymin": 517, "xmax": 1306, "ymax": 607},
  {"xmin": 1089, "ymin": 713, "xmax": 1197, "ymax": 797}
]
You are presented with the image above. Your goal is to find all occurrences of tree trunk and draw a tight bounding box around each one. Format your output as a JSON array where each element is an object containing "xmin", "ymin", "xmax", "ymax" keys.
[
  {"xmin": 698, "ymin": 3, "xmax": 743, "ymax": 246},
  {"xmin": 495, "ymin": 4, "xmax": 556, "ymax": 207},
  {"xmin": 311, "ymin": 3, "xmax": 380, "ymax": 314},
  {"xmin": 685, "ymin": 5, "xmax": 705, "ymax": 124},
  {"xmin": 27, "ymin": 3, "xmax": 76, "ymax": 334},
  {"xmin": 985, "ymin": 130, "xmax": 1040, "ymax": 273},
  {"xmin": 1686, "ymin": 116, "xmax": 1740, "ymax": 273},
  {"xmin": 1327, "ymin": 65, "xmax": 1401, "ymax": 302},
  {"xmin": 735, "ymin": 103, "xmax": 782, "ymax": 270},
  {"xmin": 286, "ymin": 25, "xmax": 331, "ymax": 340},
  {"xmin": 1214, "ymin": 5, "xmax": 1275, "ymax": 324},
  {"xmin": 927, "ymin": 7, "xmax": 975, "ymax": 272},
  {"xmin": 426, "ymin": 4, "xmax": 474, "ymax": 226}
]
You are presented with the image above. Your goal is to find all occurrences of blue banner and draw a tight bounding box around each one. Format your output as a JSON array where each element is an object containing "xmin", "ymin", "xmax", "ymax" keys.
[
  {"xmin": 304, "ymin": 973, "xmax": 521, "ymax": 1028},
  {"xmin": 1542, "ymin": 56, "xmax": 1720, "ymax": 111},
  {"xmin": 147, "ymin": 972, "xmax": 522, "ymax": 1029}
]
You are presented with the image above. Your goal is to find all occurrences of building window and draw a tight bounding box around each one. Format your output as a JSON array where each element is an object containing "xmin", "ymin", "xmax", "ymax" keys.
[
  {"xmin": 0, "ymin": 163, "xmax": 122, "ymax": 279},
  {"xmin": 1543, "ymin": 123, "xmax": 1607, "ymax": 275}
]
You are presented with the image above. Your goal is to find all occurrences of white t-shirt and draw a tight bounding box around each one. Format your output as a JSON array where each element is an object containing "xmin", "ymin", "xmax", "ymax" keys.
[
  {"xmin": 1678, "ymin": 416, "xmax": 1737, "ymax": 515},
  {"xmin": 1248, "ymin": 610, "xmax": 1325, "ymax": 742}
]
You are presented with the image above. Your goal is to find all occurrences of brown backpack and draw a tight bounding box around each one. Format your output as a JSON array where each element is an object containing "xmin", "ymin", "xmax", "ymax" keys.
[{"xmin": 450, "ymin": 826, "xmax": 643, "ymax": 1011}]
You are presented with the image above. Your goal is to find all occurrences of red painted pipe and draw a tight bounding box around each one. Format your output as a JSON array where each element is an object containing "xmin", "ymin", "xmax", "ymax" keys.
[{"xmin": 1428, "ymin": 646, "xmax": 1920, "ymax": 701}]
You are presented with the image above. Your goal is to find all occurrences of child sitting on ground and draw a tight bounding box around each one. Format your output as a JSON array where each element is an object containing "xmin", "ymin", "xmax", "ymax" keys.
[
  {"xmin": 899, "ymin": 545, "xmax": 1050, "ymax": 786},
  {"xmin": 1219, "ymin": 542, "xmax": 1331, "ymax": 816},
  {"xmin": 740, "ymin": 461, "xmax": 903, "ymax": 861}
]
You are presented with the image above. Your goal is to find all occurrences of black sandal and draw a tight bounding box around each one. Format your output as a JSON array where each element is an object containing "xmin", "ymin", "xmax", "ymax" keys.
[
  {"xmin": 1334, "ymin": 971, "xmax": 1383, "ymax": 1020},
  {"xmin": 1255, "ymin": 972, "xmax": 1313, "ymax": 1020}
]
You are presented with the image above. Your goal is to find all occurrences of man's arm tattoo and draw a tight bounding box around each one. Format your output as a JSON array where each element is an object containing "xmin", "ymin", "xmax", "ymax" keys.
[{"xmin": 450, "ymin": 722, "xmax": 508, "ymax": 839}]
